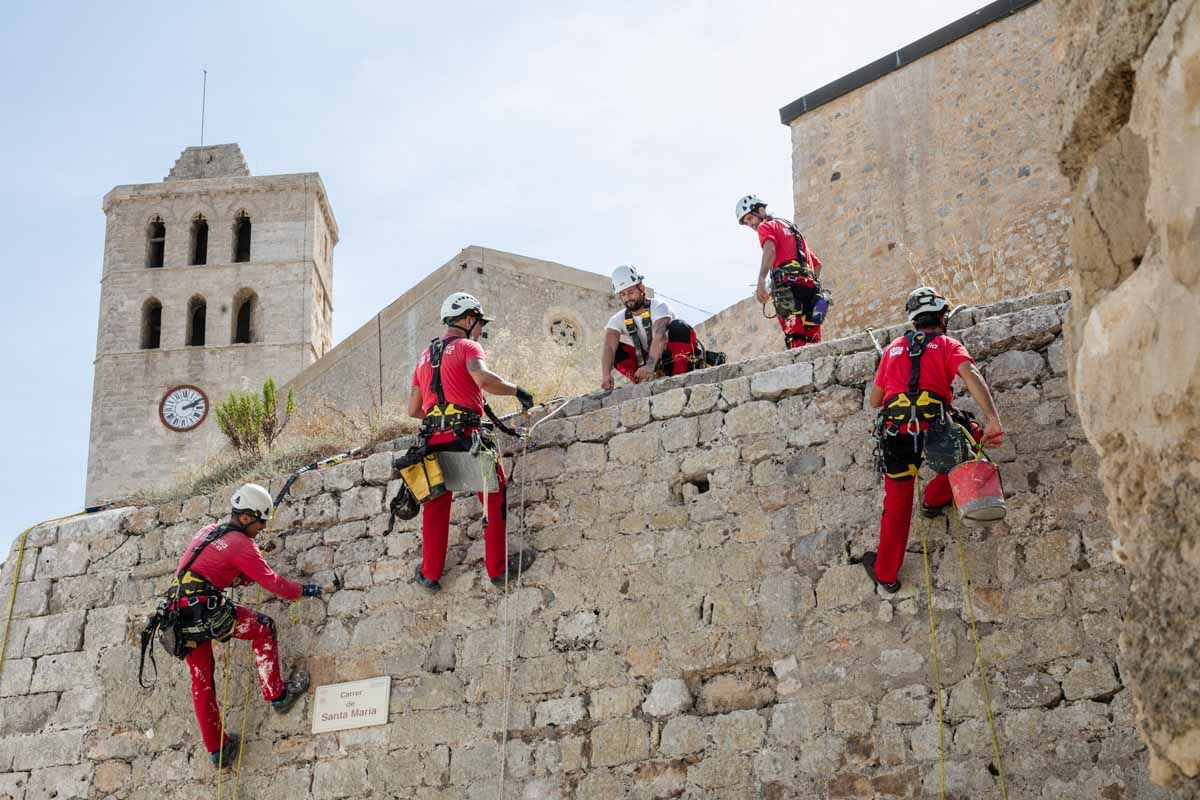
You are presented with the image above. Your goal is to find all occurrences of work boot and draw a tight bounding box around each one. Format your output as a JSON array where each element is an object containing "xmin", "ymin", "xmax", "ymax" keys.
[
  {"xmin": 413, "ymin": 563, "xmax": 441, "ymax": 593},
  {"xmin": 920, "ymin": 501, "xmax": 951, "ymax": 519},
  {"xmin": 210, "ymin": 734, "xmax": 240, "ymax": 769},
  {"xmin": 271, "ymin": 669, "xmax": 311, "ymax": 715},
  {"xmin": 491, "ymin": 548, "xmax": 537, "ymax": 587},
  {"xmin": 862, "ymin": 552, "xmax": 901, "ymax": 594}
]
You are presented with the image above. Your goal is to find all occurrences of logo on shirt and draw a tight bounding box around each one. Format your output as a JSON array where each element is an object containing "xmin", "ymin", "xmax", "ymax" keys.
[{"xmin": 890, "ymin": 346, "xmax": 904, "ymax": 357}]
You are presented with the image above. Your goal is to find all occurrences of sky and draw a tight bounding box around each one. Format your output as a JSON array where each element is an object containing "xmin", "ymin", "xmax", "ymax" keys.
[{"xmin": 0, "ymin": 0, "xmax": 989, "ymax": 552}]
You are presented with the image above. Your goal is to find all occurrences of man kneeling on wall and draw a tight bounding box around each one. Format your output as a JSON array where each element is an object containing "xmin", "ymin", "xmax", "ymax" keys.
[{"xmin": 600, "ymin": 265, "xmax": 725, "ymax": 391}]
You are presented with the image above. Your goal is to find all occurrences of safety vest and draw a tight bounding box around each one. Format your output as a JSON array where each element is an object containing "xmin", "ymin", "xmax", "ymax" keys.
[
  {"xmin": 421, "ymin": 337, "xmax": 483, "ymax": 435},
  {"xmin": 623, "ymin": 307, "xmax": 655, "ymax": 366},
  {"xmin": 881, "ymin": 331, "xmax": 950, "ymax": 434}
]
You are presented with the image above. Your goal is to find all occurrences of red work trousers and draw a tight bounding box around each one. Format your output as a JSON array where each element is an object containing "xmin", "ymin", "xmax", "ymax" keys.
[
  {"xmin": 420, "ymin": 432, "xmax": 508, "ymax": 582},
  {"xmin": 777, "ymin": 314, "xmax": 822, "ymax": 349},
  {"xmin": 874, "ymin": 473, "xmax": 954, "ymax": 584},
  {"xmin": 185, "ymin": 605, "xmax": 284, "ymax": 753}
]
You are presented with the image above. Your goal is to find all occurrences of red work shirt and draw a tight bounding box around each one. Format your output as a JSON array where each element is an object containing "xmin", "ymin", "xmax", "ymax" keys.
[
  {"xmin": 177, "ymin": 522, "xmax": 302, "ymax": 601},
  {"xmin": 758, "ymin": 218, "xmax": 822, "ymax": 271},
  {"xmin": 412, "ymin": 335, "xmax": 486, "ymax": 415},
  {"xmin": 874, "ymin": 333, "xmax": 974, "ymax": 403}
]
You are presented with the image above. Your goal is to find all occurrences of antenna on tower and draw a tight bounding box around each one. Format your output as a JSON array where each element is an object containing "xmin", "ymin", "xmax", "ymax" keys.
[{"xmin": 200, "ymin": 68, "xmax": 208, "ymax": 147}]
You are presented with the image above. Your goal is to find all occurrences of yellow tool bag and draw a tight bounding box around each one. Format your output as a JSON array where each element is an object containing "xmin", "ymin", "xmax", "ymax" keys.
[{"xmin": 395, "ymin": 447, "xmax": 447, "ymax": 504}]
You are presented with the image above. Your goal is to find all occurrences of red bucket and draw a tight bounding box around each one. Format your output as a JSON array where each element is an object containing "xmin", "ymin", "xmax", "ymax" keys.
[{"xmin": 948, "ymin": 459, "xmax": 1006, "ymax": 524}]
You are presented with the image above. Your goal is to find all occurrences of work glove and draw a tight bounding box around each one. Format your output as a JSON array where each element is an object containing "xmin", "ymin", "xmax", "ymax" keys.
[
  {"xmin": 301, "ymin": 584, "xmax": 323, "ymax": 598},
  {"xmin": 515, "ymin": 387, "xmax": 535, "ymax": 411}
]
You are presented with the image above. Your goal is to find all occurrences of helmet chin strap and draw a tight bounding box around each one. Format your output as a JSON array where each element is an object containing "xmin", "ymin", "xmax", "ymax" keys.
[{"xmin": 448, "ymin": 315, "xmax": 479, "ymax": 337}]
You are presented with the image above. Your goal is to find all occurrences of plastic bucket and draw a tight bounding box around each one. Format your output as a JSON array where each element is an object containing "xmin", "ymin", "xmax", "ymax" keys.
[{"xmin": 948, "ymin": 459, "xmax": 1006, "ymax": 524}]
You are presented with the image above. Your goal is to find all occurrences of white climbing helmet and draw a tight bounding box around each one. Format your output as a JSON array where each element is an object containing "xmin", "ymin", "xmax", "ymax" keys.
[
  {"xmin": 231, "ymin": 482, "xmax": 273, "ymax": 521},
  {"xmin": 735, "ymin": 194, "xmax": 765, "ymax": 224},
  {"xmin": 440, "ymin": 292, "xmax": 490, "ymax": 324},
  {"xmin": 905, "ymin": 286, "xmax": 950, "ymax": 322},
  {"xmin": 611, "ymin": 265, "xmax": 644, "ymax": 294}
]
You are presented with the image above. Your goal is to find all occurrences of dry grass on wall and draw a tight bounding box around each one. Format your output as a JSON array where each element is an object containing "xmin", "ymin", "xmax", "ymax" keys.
[{"xmin": 483, "ymin": 328, "xmax": 603, "ymax": 415}]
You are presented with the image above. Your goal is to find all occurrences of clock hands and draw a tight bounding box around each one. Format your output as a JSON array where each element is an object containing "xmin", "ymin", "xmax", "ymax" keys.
[{"xmin": 181, "ymin": 397, "xmax": 204, "ymax": 411}]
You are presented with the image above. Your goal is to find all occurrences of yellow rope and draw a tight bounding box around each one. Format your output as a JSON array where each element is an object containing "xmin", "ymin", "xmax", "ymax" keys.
[
  {"xmin": 231, "ymin": 586, "xmax": 263, "ymax": 799},
  {"xmin": 951, "ymin": 513, "xmax": 1009, "ymax": 799},
  {"xmin": 917, "ymin": 503, "xmax": 947, "ymax": 800},
  {"xmin": 0, "ymin": 513, "xmax": 87, "ymax": 684}
]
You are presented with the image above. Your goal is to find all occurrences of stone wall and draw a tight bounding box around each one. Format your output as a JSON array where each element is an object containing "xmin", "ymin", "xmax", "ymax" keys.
[
  {"xmin": 10, "ymin": 292, "xmax": 1165, "ymax": 798},
  {"xmin": 1054, "ymin": 0, "xmax": 1200, "ymax": 791},
  {"xmin": 701, "ymin": 0, "xmax": 1074, "ymax": 361},
  {"xmin": 285, "ymin": 247, "xmax": 618, "ymax": 417}
]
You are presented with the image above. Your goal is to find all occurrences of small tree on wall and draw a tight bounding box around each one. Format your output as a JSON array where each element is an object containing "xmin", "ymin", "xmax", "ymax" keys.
[{"xmin": 215, "ymin": 376, "xmax": 296, "ymax": 453}]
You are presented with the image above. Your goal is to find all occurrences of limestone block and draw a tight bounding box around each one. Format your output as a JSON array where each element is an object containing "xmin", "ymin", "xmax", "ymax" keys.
[
  {"xmin": 523, "ymin": 447, "xmax": 567, "ymax": 481},
  {"xmin": 0, "ymin": 660, "xmax": 32, "ymax": 697},
  {"xmin": 619, "ymin": 398, "xmax": 651, "ymax": 430},
  {"xmin": 642, "ymin": 678, "xmax": 693, "ymax": 717},
  {"xmin": 757, "ymin": 574, "xmax": 815, "ymax": 619},
  {"xmin": 589, "ymin": 686, "xmax": 642, "ymax": 720},
  {"xmin": 696, "ymin": 674, "xmax": 775, "ymax": 715},
  {"xmin": 83, "ymin": 606, "xmax": 127, "ymax": 651},
  {"xmin": 564, "ymin": 443, "xmax": 606, "ymax": 473},
  {"xmin": 56, "ymin": 509, "xmax": 131, "ymax": 543},
  {"xmin": 719, "ymin": 377, "xmax": 751, "ymax": 408},
  {"xmin": 878, "ymin": 648, "xmax": 925, "ymax": 677},
  {"xmin": 304, "ymin": 493, "xmax": 340, "ymax": 527},
  {"xmin": 723, "ymin": 401, "xmax": 779, "ymax": 439},
  {"xmin": 815, "ymin": 565, "xmax": 874, "ymax": 609},
  {"xmin": 7, "ymin": 729, "xmax": 83, "ymax": 770},
  {"xmin": 48, "ymin": 688, "xmax": 101, "ymax": 729},
  {"xmin": 650, "ymin": 388, "xmax": 688, "ymax": 419},
  {"xmin": 333, "ymin": 536, "xmax": 385, "ymax": 566},
  {"xmin": 554, "ymin": 611, "xmax": 599, "ymax": 650},
  {"xmin": 423, "ymin": 633, "xmax": 456, "ymax": 674},
  {"xmin": 832, "ymin": 699, "xmax": 875, "ymax": 734},
  {"xmin": 123, "ymin": 507, "xmax": 159, "ymax": 535},
  {"xmin": 985, "ymin": 350, "xmax": 1046, "ymax": 388},
  {"xmin": 299, "ymin": 545, "xmax": 334, "ymax": 575},
  {"xmin": 769, "ymin": 698, "xmax": 828, "ymax": 745},
  {"xmin": 575, "ymin": 407, "xmax": 621, "ymax": 442},
  {"xmin": 661, "ymin": 417, "xmax": 699, "ymax": 452},
  {"xmin": 362, "ymin": 452, "xmax": 395, "ymax": 485},
  {"xmin": 0, "ymin": 694, "xmax": 56, "ymax": 736},
  {"xmin": 338, "ymin": 486, "xmax": 383, "ymax": 521},
  {"xmin": 1008, "ymin": 580, "xmax": 1067, "ymax": 619},
  {"xmin": 93, "ymin": 759, "xmax": 130, "ymax": 795},
  {"xmin": 679, "ymin": 446, "xmax": 740, "ymax": 481},
  {"xmin": 312, "ymin": 757, "xmax": 369, "ymax": 799},
  {"xmin": 608, "ymin": 430, "xmax": 660, "ymax": 465},
  {"xmin": 1062, "ymin": 658, "xmax": 1120, "ymax": 701},
  {"xmin": 1004, "ymin": 670, "xmax": 1062, "ymax": 709},
  {"xmin": 289, "ymin": 470, "xmax": 325, "ymax": 499},
  {"xmin": 590, "ymin": 719, "xmax": 649, "ymax": 766},
  {"xmin": 323, "ymin": 461, "xmax": 363, "ymax": 492},
  {"xmin": 879, "ymin": 685, "xmax": 931, "ymax": 724},
  {"xmin": 531, "ymin": 418, "xmax": 576, "ymax": 447},
  {"xmin": 324, "ymin": 520, "xmax": 368, "ymax": 545},
  {"xmin": 947, "ymin": 677, "xmax": 1004, "ymax": 721},
  {"xmin": 535, "ymin": 697, "xmax": 585, "ymax": 727},
  {"xmin": 1023, "ymin": 531, "xmax": 1081, "ymax": 580},
  {"xmin": 10, "ymin": 581, "xmax": 50, "ymax": 620},
  {"xmin": 835, "ymin": 351, "xmax": 878, "ymax": 386},
  {"xmin": 35, "ymin": 542, "xmax": 89, "ymax": 580},
  {"xmin": 180, "ymin": 495, "xmax": 211, "ymax": 520},
  {"xmin": 750, "ymin": 362, "xmax": 815, "ymax": 400},
  {"xmin": 709, "ymin": 709, "xmax": 766, "ymax": 753},
  {"xmin": 684, "ymin": 384, "xmax": 722, "ymax": 416},
  {"xmin": 26, "ymin": 764, "xmax": 89, "ymax": 800}
]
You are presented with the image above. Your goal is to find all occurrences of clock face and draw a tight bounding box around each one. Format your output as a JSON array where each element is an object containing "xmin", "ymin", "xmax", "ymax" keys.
[{"xmin": 160, "ymin": 385, "xmax": 209, "ymax": 432}]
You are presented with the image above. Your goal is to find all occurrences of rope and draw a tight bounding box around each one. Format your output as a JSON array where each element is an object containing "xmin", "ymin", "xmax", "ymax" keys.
[
  {"xmin": 951, "ymin": 512, "xmax": 1009, "ymax": 799},
  {"xmin": 916, "ymin": 484, "xmax": 946, "ymax": 800},
  {"xmin": 0, "ymin": 512, "xmax": 87, "ymax": 685},
  {"xmin": 216, "ymin": 623, "xmax": 235, "ymax": 797}
]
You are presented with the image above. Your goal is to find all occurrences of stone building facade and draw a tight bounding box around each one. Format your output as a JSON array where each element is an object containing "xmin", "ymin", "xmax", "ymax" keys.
[
  {"xmin": 698, "ymin": 0, "xmax": 1073, "ymax": 362},
  {"xmin": 85, "ymin": 145, "xmax": 337, "ymax": 505},
  {"xmin": 9, "ymin": 292, "xmax": 1169, "ymax": 798},
  {"xmin": 285, "ymin": 246, "xmax": 618, "ymax": 417}
]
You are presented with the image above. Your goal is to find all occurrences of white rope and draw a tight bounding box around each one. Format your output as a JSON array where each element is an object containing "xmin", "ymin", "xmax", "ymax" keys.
[{"xmin": 495, "ymin": 399, "xmax": 570, "ymax": 798}]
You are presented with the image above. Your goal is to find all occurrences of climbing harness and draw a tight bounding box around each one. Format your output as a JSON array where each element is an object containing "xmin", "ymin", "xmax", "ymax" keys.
[
  {"xmin": 495, "ymin": 398, "xmax": 570, "ymax": 798},
  {"xmin": 621, "ymin": 305, "xmax": 725, "ymax": 375},
  {"xmin": 915, "ymin": 477, "xmax": 1009, "ymax": 800}
]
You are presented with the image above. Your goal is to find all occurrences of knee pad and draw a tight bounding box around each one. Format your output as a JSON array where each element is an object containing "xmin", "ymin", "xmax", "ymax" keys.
[{"xmin": 256, "ymin": 613, "xmax": 277, "ymax": 640}]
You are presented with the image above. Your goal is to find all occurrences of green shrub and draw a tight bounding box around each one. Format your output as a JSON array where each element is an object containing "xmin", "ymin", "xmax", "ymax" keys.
[{"xmin": 214, "ymin": 376, "xmax": 296, "ymax": 453}]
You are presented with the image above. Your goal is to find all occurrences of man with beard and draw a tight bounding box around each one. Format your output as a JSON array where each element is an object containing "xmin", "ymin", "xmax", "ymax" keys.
[{"xmin": 600, "ymin": 265, "xmax": 722, "ymax": 390}]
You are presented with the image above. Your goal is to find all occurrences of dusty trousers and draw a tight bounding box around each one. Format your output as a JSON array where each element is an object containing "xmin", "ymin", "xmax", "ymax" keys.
[
  {"xmin": 419, "ymin": 430, "xmax": 508, "ymax": 582},
  {"xmin": 777, "ymin": 314, "xmax": 822, "ymax": 349},
  {"xmin": 875, "ymin": 473, "xmax": 954, "ymax": 584},
  {"xmin": 184, "ymin": 604, "xmax": 285, "ymax": 753}
]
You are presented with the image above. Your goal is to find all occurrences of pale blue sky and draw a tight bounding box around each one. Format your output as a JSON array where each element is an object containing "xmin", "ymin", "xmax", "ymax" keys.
[{"xmin": 0, "ymin": 0, "xmax": 988, "ymax": 551}]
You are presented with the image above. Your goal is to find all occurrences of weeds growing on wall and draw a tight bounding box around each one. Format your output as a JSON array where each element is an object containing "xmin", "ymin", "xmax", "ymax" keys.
[
  {"xmin": 214, "ymin": 376, "xmax": 296, "ymax": 453},
  {"xmin": 483, "ymin": 327, "xmax": 603, "ymax": 414}
]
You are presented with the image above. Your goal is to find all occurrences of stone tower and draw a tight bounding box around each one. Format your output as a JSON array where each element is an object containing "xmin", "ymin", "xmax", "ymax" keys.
[{"xmin": 85, "ymin": 144, "xmax": 337, "ymax": 504}]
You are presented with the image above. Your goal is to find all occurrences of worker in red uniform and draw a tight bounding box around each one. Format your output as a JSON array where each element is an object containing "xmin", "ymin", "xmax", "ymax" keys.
[
  {"xmin": 863, "ymin": 287, "xmax": 1005, "ymax": 592},
  {"xmin": 736, "ymin": 194, "xmax": 828, "ymax": 349},
  {"xmin": 175, "ymin": 483, "xmax": 323, "ymax": 767},
  {"xmin": 600, "ymin": 265, "xmax": 723, "ymax": 390},
  {"xmin": 407, "ymin": 292, "xmax": 537, "ymax": 593}
]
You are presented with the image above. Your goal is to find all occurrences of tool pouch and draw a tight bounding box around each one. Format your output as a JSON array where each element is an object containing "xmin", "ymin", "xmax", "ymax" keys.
[{"xmin": 395, "ymin": 447, "xmax": 447, "ymax": 504}]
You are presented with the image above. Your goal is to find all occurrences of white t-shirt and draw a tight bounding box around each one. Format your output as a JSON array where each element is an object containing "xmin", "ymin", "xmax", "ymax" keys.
[{"xmin": 607, "ymin": 298, "xmax": 675, "ymax": 355}]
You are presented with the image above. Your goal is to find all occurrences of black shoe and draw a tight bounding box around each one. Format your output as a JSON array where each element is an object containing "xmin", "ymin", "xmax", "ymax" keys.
[
  {"xmin": 210, "ymin": 734, "xmax": 240, "ymax": 769},
  {"xmin": 491, "ymin": 549, "xmax": 537, "ymax": 587},
  {"xmin": 862, "ymin": 552, "xmax": 901, "ymax": 594},
  {"xmin": 271, "ymin": 669, "xmax": 311, "ymax": 715},
  {"xmin": 414, "ymin": 563, "xmax": 441, "ymax": 593},
  {"xmin": 920, "ymin": 501, "xmax": 951, "ymax": 519}
]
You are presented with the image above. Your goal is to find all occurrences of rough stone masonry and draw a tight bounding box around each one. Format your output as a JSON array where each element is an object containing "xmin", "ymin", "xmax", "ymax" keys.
[{"xmin": 0, "ymin": 292, "xmax": 1169, "ymax": 798}]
